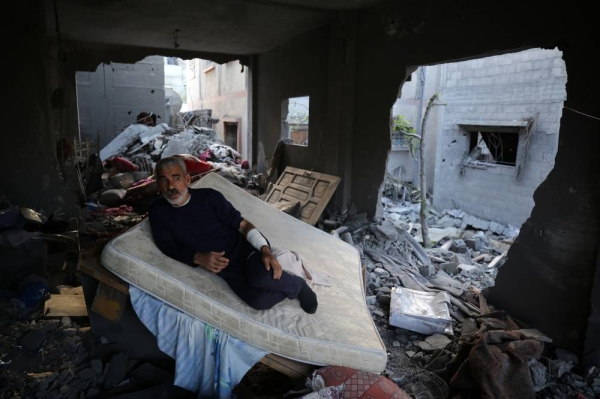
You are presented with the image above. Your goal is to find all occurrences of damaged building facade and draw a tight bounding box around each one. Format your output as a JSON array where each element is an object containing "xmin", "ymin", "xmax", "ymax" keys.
[
  {"xmin": 76, "ymin": 56, "xmax": 166, "ymax": 147},
  {"xmin": 2, "ymin": 0, "xmax": 599, "ymax": 389},
  {"xmin": 185, "ymin": 59, "xmax": 250, "ymax": 161},
  {"xmin": 390, "ymin": 48, "xmax": 567, "ymax": 227}
]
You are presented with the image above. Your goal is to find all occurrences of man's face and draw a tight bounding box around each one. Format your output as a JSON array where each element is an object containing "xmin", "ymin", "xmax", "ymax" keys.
[{"xmin": 156, "ymin": 164, "xmax": 191, "ymax": 206}]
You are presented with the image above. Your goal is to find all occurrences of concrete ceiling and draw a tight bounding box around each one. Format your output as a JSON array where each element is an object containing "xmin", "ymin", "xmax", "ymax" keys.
[{"xmin": 47, "ymin": 0, "xmax": 386, "ymax": 56}]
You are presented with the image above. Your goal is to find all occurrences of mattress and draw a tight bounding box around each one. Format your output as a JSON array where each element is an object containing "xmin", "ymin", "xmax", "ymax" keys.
[{"xmin": 101, "ymin": 173, "xmax": 387, "ymax": 373}]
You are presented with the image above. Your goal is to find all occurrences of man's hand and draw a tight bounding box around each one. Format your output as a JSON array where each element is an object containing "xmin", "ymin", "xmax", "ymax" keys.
[
  {"xmin": 194, "ymin": 251, "xmax": 229, "ymax": 273},
  {"xmin": 260, "ymin": 246, "xmax": 282, "ymax": 279}
]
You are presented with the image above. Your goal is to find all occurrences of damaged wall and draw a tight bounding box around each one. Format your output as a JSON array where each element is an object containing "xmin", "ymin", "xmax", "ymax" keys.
[
  {"xmin": 255, "ymin": 19, "xmax": 357, "ymax": 207},
  {"xmin": 351, "ymin": 1, "xmax": 597, "ymax": 360},
  {"xmin": 76, "ymin": 56, "xmax": 166, "ymax": 147},
  {"xmin": 253, "ymin": 1, "xmax": 597, "ymax": 361},
  {"xmin": 487, "ymin": 41, "xmax": 600, "ymax": 363},
  {"xmin": 0, "ymin": 2, "xmax": 81, "ymax": 217},
  {"xmin": 433, "ymin": 48, "xmax": 566, "ymax": 227}
]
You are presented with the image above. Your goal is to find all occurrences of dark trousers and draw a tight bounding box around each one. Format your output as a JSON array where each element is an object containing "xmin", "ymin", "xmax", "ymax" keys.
[{"xmin": 217, "ymin": 239, "xmax": 304, "ymax": 310}]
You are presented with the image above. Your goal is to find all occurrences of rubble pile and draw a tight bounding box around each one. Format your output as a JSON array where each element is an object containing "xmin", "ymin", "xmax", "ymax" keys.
[
  {"xmin": 0, "ymin": 311, "xmax": 102, "ymax": 399},
  {"xmin": 317, "ymin": 180, "xmax": 599, "ymax": 398},
  {"xmin": 0, "ymin": 309, "xmax": 190, "ymax": 399},
  {"xmin": 76, "ymin": 110, "xmax": 260, "ymax": 238}
]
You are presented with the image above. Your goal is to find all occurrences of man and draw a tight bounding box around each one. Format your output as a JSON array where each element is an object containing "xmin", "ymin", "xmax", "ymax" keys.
[{"xmin": 148, "ymin": 157, "xmax": 318, "ymax": 313}]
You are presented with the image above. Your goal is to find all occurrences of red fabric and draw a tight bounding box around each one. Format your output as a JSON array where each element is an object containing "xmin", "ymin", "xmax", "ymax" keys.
[
  {"xmin": 316, "ymin": 366, "xmax": 411, "ymax": 399},
  {"xmin": 92, "ymin": 205, "xmax": 134, "ymax": 216},
  {"xmin": 109, "ymin": 157, "xmax": 139, "ymax": 172},
  {"xmin": 173, "ymin": 154, "xmax": 212, "ymax": 175},
  {"xmin": 198, "ymin": 150, "xmax": 213, "ymax": 162},
  {"xmin": 241, "ymin": 160, "xmax": 249, "ymax": 170}
]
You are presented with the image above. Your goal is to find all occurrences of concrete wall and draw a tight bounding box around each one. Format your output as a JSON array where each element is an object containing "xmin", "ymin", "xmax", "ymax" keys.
[
  {"xmin": 164, "ymin": 59, "xmax": 187, "ymax": 103},
  {"xmin": 1, "ymin": 2, "xmax": 81, "ymax": 217},
  {"xmin": 186, "ymin": 59, "xmax": 249, "ymax": 161},
  {"xmin": 389, "ymin": 65, "xmax": 443, "ymax": 191},
  {"xmin": 76, "ymin": 56, "xmax": 165, "ymax": 148},
  {"xmin": 433, "ymin": 48, "xmax": 566, "ymax": 226},
  {"xmin": 255, "ymin": 19, "xmax": 358, "ymax": 209}
]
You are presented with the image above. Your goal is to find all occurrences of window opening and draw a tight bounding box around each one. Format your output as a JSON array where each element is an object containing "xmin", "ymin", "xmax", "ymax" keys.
[
  {"xmin": 282, "ymin": 96, "xmax": 309, "ymax": 146},
  {"xmin": 468, "ymin": 131, "xmax": 519, "ymax": 166}
]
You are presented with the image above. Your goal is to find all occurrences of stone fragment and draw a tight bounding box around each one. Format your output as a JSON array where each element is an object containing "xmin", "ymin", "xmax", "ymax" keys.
[
  {"xmin": 20, "ymin": 330, "xmax": 46, "ymax": 354},
  {"xmin": 424, "ymin": 334, "xmax": 451, "ymax": 350},
  {"xmin": 77, "ymin": 368, "xmax": 95, "ymax": 381},
  {"xmin": 62, "ymin": 328, "xmax": 77, "ymax": 337}
]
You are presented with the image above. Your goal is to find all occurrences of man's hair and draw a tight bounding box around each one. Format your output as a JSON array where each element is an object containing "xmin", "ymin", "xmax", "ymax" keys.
[{"xmin": 155, "ymin": 156, "xmax": 187, "ymax": 176}]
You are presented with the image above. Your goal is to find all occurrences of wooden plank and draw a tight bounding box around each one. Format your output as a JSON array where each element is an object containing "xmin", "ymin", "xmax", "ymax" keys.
[
  {"xmin": 78, "ymin": 247, "xmax": 130, "ymax": 296},
  {"xmin": 259, "ymin": 354, "xmax": 314, "ymax": 380},
  {"xmin": 91, "ymin": 282, "xmax": 128, "ymax": 321},
  {"xmin": 44, "ymin": 294, "xmax": 88, "ymax": 318},
  {"xmin": 487, "ymin": 250, "xmax": 508, "ymax": 268}
]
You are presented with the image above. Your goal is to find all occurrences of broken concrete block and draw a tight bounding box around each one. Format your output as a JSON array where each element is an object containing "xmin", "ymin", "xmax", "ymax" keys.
[
  {"xmin": 425, "ymin": 333, "xmax": 451, "ymax": 350},
  {"xmin": 464, "ymin": 238, "xmax": 483, "ymax": 251},
  {"xmin": 473, "ymin": 231, "xmax": 489, "ymax": 244},
  {"xmin": 376, "ymin": 221, "xmax": 398, "ymax": 240},
  {"xmin": 20, "ymin": 329, "xmax": 46, "ymax": 354},
  {"xmin": 374, "ymin": 267, "xmax": 390, "ymax": 277},
  {"xmin": 458, "ymin": 264, "xmax": 483, "ymax": 275},
  {"xmin": 440, "ymin": 262, "xmax": 458, "ymax": 275},
  {"xmin": 472, "ymin": 218, "xmax": 490, "ymax": 230},
  {"xmin": 450, "ymin": 239, "xmax": 468, "ymax": 253},
  {"xmin": 446, "ymin": 209, "xmax": 465, "ymax": 219},
  {"xmin": 436, "ymin": 215, "xmax": 458, "ymax": 229},
  {"xmin": 463, "ymin": 214, "xmax": 477, "ymax": 227},
  {"xmin": 405, "ymin": 351, "xmax": 416, "ymax": 358},
  {"xmin": 392, "ymin": 341, "xmax": 401, "ymax": 347},
  {"xmin": 489, "ymin": 221, "xmax": 504, "ymax": 235},
  {"xmin": 455, "ymin": 253, "xmax": 473, "ymax": 266},
  {"xmin": 415, "ymin": 340, "xmax": 436, "ymax": 353},
  {"xmin": 387, "ymin": 207, "xmax": 411, "ymax": 215}
]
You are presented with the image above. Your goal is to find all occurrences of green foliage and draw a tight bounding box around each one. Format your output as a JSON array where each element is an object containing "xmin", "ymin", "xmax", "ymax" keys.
[
  {"xmin": 392, "ymin": 115, "xmax": 416, "ymax": 134},
  {"xmin": 391, "ymin": 115, "xmax": 419, "ymax": 157}
]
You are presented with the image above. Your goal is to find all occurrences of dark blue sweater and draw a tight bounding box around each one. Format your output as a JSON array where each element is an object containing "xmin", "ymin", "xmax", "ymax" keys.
[{"xmin": 148, "ymin": 188, "xmax": 244, "ymax": 266}]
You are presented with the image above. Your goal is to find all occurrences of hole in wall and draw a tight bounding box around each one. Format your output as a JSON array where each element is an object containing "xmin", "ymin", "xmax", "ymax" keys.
[{"xmin": 381, "ymin": 47, "xmax": 567, "ymax": 289}]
